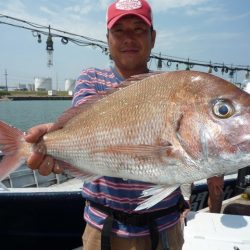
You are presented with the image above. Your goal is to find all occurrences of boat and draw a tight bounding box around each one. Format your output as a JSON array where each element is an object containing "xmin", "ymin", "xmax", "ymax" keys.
[
  {"xmin": 0, "ymin": 151, "xmax": 249, "ymax": 250},
  {"xmin": 183, "ymin": 205, "xmax": 250, "ymax": 250},
  {"xmin": 0, "ymin": 151, "xmax": 72, "ymax": 189},
  {"xmin": 0, "ymin": 179, "xmax": 84, "ymax": 250}
]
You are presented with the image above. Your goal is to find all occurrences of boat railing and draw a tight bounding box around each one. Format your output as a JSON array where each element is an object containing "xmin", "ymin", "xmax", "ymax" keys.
[{"xmin": 0, "ymin": 151, "xmax": 73, "ymax": 188}]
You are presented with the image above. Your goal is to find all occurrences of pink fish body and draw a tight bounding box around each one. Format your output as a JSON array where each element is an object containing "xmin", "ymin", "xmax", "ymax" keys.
[{"xmin": 1, "ymin": 71, "xmax": 250, "ymax": 209}]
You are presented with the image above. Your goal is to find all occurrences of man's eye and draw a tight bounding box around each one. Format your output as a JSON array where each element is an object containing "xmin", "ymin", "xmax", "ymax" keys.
[
  {"xmin": 134, "ymin": 28, "xmax": 144, "ymax": 34},
  {"xmin": 113, "ymin": 28, "xmax": 123, "ymax": 33}
]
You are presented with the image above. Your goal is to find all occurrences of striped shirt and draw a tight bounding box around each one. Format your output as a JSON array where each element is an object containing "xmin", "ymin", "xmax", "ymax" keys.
[{"xmin": 72, "ymin": 67, "xmax": 184, "ymax": 237}]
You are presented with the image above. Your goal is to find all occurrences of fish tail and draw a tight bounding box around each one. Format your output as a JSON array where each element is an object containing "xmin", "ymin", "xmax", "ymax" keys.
[{"xmin": 0, "ymin": 121, "xmax": 28, "ymax": 181}]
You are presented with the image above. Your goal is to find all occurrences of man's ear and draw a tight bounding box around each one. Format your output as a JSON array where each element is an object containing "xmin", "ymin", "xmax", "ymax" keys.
[
  {"xmin": 151, "ymin": 30, "xmax": 156, "ymax": 49},
  {"xmin": 106, "ymin": 31, "xmax": 110, "ymax": 47}
]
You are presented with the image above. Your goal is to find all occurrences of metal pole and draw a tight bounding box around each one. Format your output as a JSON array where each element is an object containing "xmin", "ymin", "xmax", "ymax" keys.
[{"xmin": 4, "ymin": 69, "xmax": 8, "ymax": 91}]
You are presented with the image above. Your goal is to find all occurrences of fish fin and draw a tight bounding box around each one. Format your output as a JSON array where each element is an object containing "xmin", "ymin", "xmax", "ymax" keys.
[
  {"xmin": 93, "ymin": 141, "xmax": 173, "ymax": 163},
  {"xmin": 125, "ymin": 72, "xmax": 163, "ymax": 83},
  {"xmin": 135, "ymin": 185, "xmax": 179, "ymax": 211},
  {"xmin": 0, "ymin": 121, "xmax": 26, "ymax": 181},
  {"xmin": 106, "ymin": 72, "xmax": 163, "ymax": 91},
  {"xmin": 50, "ymin": 94, "xmax": 107, "ymax": 131},
  {"xmin": 56, "ymin": 160, "xmax": 100, "ymax": 183},
  {"xmin": 51, "ymin": 73, "xmax": 163, "ymax": 131},
  {"xmin": 180, "ymin": 183, "xmax": 192, "ymax": 200},
  {"xmin": 139, "ymin": 185, "xmax": 165, "ymax": 197},
  {"xmin": 51, "ymin": 73, "xmax": 165, "ymax": 131}
]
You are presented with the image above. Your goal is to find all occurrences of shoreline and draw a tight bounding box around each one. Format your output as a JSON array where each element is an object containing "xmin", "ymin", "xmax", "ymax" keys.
[{"xmin": 1, "ymin": 96, "xmax": 72, "ymax": 101}]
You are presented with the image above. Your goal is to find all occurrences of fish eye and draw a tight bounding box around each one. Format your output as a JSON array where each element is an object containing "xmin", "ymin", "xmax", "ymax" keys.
[{"xmin": 212, "ymin": 100, "xmax": 235, "ymax": 118}]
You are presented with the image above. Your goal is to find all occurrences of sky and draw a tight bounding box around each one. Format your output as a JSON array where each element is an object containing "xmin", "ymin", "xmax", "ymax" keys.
[{"xmin": 0, "ymin": 0, "xmax": 249, "ymax": 90}]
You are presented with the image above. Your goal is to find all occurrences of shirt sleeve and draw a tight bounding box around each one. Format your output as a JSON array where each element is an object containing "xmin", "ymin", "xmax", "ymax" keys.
[{"xmin": 72, "ymin": 69, "xmax": 98, "ymax": 107}]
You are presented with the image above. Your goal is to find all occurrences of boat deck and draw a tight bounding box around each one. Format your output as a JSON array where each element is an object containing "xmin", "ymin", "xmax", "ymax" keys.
[
  {"xmin": 0, "ymin": 160, "xmax": 248, "ymax": 250},
  {"xmin": 183, "ymin": 210, "xmax": 250, "ymax": 250}
]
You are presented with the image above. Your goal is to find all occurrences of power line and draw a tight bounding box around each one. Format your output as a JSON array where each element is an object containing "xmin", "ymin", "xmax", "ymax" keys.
[
  {"xmin": 151, "ymin": 53, "xmax": 248, "ymax": 72},
  {"xmin": 0, "ymin": 13, "xmax": 249, "ymax": 76}
]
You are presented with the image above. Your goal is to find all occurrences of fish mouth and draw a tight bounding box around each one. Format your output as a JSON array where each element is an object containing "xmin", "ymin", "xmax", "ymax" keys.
[
  {"xmin": 237, "ymin": 141, "xmax": 250, "ymax": 152},
  {"xmin": 231, "ymin": 134, "xmax": 250, "ymax": 152}
]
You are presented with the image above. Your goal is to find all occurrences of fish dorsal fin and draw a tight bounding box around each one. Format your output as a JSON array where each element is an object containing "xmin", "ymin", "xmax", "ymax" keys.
[
  {"xmin": 50, "ymin": 71, "xmax": 166, "ymax": 132},
  {"xmin": 100, "ymin": 72, "xmax": 163, "ymax": 95},
  {"xmin": 92, "ymin": 72, "xmax": 163, "ymax": 95},
  {"xmin": 50, "ymin": 94, "xmax": 106, "ymax": 131},
  {"xmin": 50, "ymin": 72, "xmax": 162, "ymax": 131},
  {"xmin": 124, "ymin": 71, "xmax": 163, "ymax": 83}
]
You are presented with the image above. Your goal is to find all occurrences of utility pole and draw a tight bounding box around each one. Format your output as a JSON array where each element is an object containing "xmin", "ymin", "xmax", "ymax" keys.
[
  {"xmin": 56, "ymin": 72, "xmax": 58, "ymax": 91},
  {"xmin": 4, "ymin": 69, "xmax": 8, "ymax": 91}
]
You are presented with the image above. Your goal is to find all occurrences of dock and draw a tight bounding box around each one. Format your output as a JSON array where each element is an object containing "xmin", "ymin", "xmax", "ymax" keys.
[{"xmin": 10, "ymin": 96, "xmax": 72, "ymax": 100}]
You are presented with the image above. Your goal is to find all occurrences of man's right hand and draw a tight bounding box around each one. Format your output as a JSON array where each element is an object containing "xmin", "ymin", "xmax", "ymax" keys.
[{"xmin": 25, "ymin": 123, "xmax": 63, "ymax": 176}]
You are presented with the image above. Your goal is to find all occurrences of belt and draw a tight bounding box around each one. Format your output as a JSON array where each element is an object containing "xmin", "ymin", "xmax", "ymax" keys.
[{"xmin": 88, "ymin": 195, "xmax": 186, "ymax": 250}]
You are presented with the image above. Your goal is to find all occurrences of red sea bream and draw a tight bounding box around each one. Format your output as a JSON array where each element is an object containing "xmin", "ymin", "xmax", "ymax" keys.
[{"xmin": 0, "ymin": 71, "xmax": 250, "ymax": 210}]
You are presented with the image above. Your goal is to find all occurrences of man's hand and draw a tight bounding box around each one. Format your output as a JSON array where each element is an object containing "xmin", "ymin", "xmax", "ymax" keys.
[
  {"xmin": 25, "ymin": 123, "xmax": 63, "ymax": 176},
  {"xmin": 207, "ymin": 176, "xmax": 224, "ymax": 213}
]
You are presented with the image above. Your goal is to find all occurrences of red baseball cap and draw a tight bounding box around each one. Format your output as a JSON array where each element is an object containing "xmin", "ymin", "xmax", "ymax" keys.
[{"xmin": 107, "ymin": 0, "xmax": 153, "ymax": 29}]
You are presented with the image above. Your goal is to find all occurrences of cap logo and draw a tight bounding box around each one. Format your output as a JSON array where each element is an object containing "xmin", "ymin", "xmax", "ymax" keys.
[{"xmin": 115, "ymin": 0, "xmax": 142, "ymax": 10}]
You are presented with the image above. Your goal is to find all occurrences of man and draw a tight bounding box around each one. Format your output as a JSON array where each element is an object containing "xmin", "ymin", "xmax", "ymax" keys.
[
  {"xmin": 26, "ymin": 1, "xmax": 187, "ymax": 249},
  {"xmin": 25, "ymin": 1, "xmax": 219, "ymax": 249}
]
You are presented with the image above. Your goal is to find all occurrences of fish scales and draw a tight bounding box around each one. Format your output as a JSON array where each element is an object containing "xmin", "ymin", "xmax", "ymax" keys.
[
  {"xmin": 44, "ymin": 71, "xmax": 250, "ymax": 181},
  {"xmin": 1, "ymin": 70, "xmax": 250, "ymax": 209},
  {"xmin": 44, "ymin": 74, "xmax": 177, "ymax": 182}
]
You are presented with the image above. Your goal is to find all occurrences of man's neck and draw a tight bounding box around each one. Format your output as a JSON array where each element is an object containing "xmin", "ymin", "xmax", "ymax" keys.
[{"xmin": 115, "ymin": 66, "xmax": 149, "ymax": 80}]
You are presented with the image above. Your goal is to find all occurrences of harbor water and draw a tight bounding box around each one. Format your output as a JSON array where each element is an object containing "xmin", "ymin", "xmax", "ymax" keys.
[
  {"xmin": 0, "ymin": 100, "xmax": 72, "ymax": 188},
  {"xmin": 0, "ymin": 100, "xmax": 72, "ymax": 131}
]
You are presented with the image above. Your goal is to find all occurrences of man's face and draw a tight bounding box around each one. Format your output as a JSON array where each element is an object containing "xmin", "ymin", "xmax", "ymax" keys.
[{"xmin": 107, "ymin": 15, "xmax": 156, "ymax": 73}]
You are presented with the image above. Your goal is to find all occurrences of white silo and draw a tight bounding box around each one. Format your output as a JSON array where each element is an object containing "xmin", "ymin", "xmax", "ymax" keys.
[
  {"xmin": 64, "ymin": 79, "xmax": 76, "ymax": 91},
  {"xmin": 34, "ymin": 77, "xmax": 52, "ymax": 91}
]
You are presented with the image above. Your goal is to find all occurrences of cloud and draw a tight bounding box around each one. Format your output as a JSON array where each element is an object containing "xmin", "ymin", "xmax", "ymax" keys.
[
  {"xmin": 185, "ymin": 6, "xmax": 221, "ymax": 16},
  {"xmin": 64, "ymin": 4, "xmax": 92, "ymax": 15},
  {"xmin": 0, "ymin": 0, "xmax": 108, "ymax": 40},
  {"xmin": 0, "ymin": 0, "xmax": 27, "ymax": 16},
  {"xmin": 217, "ymin": 10, "xmax": 250, "ymax": 22},
  {"xmin": 40, "ymin": 6, "xmax": 57, "ymax": 16},
  {"xmin": 0, "ymin": 0, "xmax": 48, "ymax": 25},
  {"xmin": 64, "ymin": 0, "xmax": 109, "ymax": 15},
  {"xmin": 150, "ymin": 0, "xmax": 208, "ymax": 12},
  {"xmin": 154, "ymin": 25, "xmax": 240, "ymax": 55}
]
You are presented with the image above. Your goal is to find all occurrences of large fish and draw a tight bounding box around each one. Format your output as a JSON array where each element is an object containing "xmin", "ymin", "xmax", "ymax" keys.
[{"xmin": 0, "ymin": 70, "xmax": 250, "ymax": 210}]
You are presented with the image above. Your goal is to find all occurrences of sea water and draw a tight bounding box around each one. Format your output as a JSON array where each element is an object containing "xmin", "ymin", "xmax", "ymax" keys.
[
  {"xmin": 0, "ymin": 100, "xmax": 71, "ymax": 131},
  {"xmin": 0, "ymin": 100, "xmax": 72, "ymax": 187}
]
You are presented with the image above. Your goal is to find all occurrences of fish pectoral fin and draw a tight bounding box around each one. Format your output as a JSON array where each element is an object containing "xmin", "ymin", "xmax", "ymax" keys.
[
  {"xmin": 57, "ymin": 160, "xmax": 101, "ymax": 183},
  {"xmin": 94, "ymin": 143, "xmax": 174, "ymax": 162},
  {"xmin": 180, "ymin": 183, "xmax": 192, "ymax": 200},
  {"xmin": 134, "ymin": 184, "xmax": 180, "ymax": 211}
]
